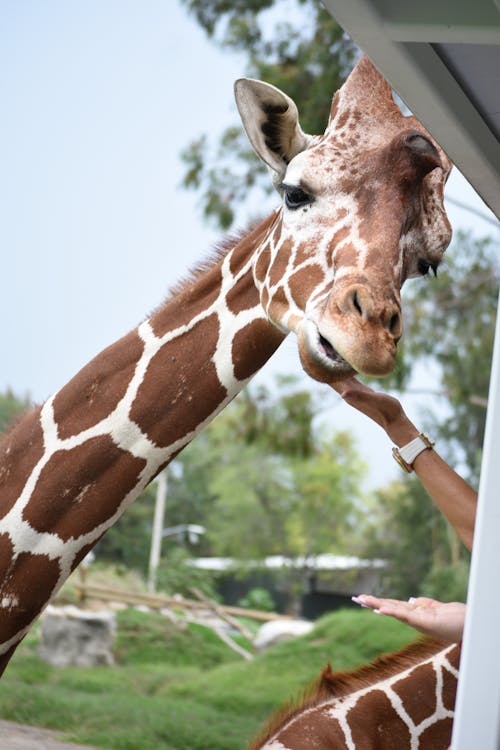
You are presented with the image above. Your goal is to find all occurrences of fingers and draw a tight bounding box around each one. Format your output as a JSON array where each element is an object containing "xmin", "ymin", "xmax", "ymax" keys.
[
  {"xmin": 352, "ymin": 594, "xmax": 386, "ymax": 610},
  {"xmin": 352, "ymin": 594, "xmax": 435, "ymax": 625},
  {"xmin": 352, "ymin": 594, "xmax": 465, "ymax": 642},
  {"xmin": 353, "ymin": 594, "xmax": 437, "ymax": 614}
]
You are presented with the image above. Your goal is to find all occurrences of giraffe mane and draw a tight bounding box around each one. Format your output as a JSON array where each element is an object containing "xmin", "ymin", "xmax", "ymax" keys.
[
  {"xmin": 156, "ymin": 212, "xmax": 278, "ymax": 314},
  {"xmin": 247, "ymin": 637, "xmax": 449, "ymax": 749},
  {"xmin": 164, "ymin": 229, "xmax": 245, "ymax": 300}
]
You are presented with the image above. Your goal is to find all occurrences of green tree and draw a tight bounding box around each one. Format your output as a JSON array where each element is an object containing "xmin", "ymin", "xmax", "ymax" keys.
[
  {"xmin": 180, "ymin": 0, "xmax": 357, "ymax": 227},
  {"xmin": 400, "ymin": 231, "xmax": 498, "ymax": 483},
  {"xmin": 0, "ymin": 388, "xmax": 31, "ymax": 434},
  {"xmin": 214, "ymin": 374, "xmax": 319, "ymax": 458},
  {"xmin": 361, "ymin": 476, "xmax": 459, "ymax": 600},
  {"xmin": 203, "ymin": 378, "xmax": 365, "ymax": 560},
  {"xmin": 289, "ymin": 432, "xmax": 365, "ymax": 558},
  {"xmin": 157, "ymin": 546, "xmax": 219, "ymax": 599}
]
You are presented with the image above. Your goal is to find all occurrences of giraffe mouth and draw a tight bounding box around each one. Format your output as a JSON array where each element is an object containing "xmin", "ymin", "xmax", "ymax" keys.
[
  {"xmin": 318, "ymin": 334, "xmax": 345, "ymax": 364},
  {"xmin": 298, "ymin": 319, "xmax": 355, "ymax": 383}
]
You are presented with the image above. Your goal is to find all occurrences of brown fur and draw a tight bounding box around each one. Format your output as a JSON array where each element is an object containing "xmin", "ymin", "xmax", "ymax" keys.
[{"xmin": 248, "ymin": 638, "xmax": 451, "ymax": 749}]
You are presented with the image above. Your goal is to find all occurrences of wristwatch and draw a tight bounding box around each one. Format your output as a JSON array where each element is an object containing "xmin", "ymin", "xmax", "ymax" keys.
[{"xmin": 392, "ymin": 433, "xmax": 435, "ymax": 473}]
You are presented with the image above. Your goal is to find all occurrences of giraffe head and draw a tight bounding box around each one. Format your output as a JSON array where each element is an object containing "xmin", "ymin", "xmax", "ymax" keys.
[{"xmin": 235, "ymin": 56, "xmax": 452, "ymax": 383}]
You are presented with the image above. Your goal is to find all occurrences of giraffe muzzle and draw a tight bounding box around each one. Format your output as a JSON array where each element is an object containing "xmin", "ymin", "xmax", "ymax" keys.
[
  {"xmin": 323, "ymin": 282, "xmax": 402, "ymax": 377},
  {"xmin": 339, "ymin": 285, "xmax": 403, "ymax": 342},
  {"xmin": 297, "ymin": 281, "xmax": 402, "ymax": 383}
]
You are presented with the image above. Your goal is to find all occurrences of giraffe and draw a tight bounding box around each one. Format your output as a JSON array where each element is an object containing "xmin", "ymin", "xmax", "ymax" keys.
[
  {"xmin": 249, "ymin": 638, "xmax": 461, "ymax": 750},
  {"xmin": 0, "ymin": 56, "xmax": 452, "ymax": 673}
]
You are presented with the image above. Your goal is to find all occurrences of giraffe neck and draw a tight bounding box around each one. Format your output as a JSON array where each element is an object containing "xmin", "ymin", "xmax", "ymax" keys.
[
  {"xmin": 256, "ymin": 641, "xmax": 460, "ymax": 750},
  {"xmin": 0, "ymin": 213, "xmax": 284, "ymax": 671}
]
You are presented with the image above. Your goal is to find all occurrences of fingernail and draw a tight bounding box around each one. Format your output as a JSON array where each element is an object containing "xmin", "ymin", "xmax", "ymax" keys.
[
  {"xmin": 408, "ymin": 597, "xmax": 416, "ymax": 603},
  {"xmin": 373, "ymin": 609, "xmax": 381, "ymax": 615}
]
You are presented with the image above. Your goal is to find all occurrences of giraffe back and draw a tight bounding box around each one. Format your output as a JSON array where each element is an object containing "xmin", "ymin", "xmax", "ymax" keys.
[{"xmin": 250, "ymin": 638, "xmax": 460, "ymax": 750}]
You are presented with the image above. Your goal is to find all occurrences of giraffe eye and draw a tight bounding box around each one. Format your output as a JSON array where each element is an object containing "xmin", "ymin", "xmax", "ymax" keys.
[{"xmin": 283, "ymin": 185, "xmax": 314, "ymax": 210}]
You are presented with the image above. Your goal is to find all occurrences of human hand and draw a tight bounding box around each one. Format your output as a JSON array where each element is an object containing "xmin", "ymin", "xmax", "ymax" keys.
[
  {"xmin": 352, "ymin": 594, "xmax": 465, "ymax": 643},
  {"xmin": 331, "ymin": 377, "xmax": 418, "ymax": 446}
]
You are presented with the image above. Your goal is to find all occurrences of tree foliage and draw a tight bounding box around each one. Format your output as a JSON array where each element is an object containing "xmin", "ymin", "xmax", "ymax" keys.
[
  {"xmin": 0, "ymin": 388, "xmax": 31, "ymax": 434},
  {"xmin": 180, "ymin": 0, "xmax": 357, "ymax": 227},
  {"xmin": 96, "ymin": 483, "xmax": 157, "ymax": 573},
  {"xmin": 398, "ymin": 231, "xmax": 498, "ymax": 482},
  {"xmin": 179, "ymin": 376, "xmax": 365, "ymax": 561},
  {"xmin": 361, "ymin": 476, "xmax": 469, "ymax": 601}
]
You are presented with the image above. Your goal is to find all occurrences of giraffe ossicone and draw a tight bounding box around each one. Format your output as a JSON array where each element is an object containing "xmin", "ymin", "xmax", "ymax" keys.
[{"xmin": 0, "ymin": 56, "xmax": 451, "ymax": 673}]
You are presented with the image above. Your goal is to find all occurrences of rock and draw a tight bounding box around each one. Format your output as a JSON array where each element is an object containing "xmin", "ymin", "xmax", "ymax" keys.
[
  {"xmin": 38, "ymin": 605, "xmax": 115, "ymax": 667},
  {"xmin": 254, "ymin": 619, "xmax": 313, "ymax": 651}
]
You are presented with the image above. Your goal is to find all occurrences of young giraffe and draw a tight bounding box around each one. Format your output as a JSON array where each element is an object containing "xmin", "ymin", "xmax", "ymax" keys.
[
  {"xmin": 250, "ymin": 639, "xmax": 461, "ymax": 750},
  {"xmin": 0, "ymin": 57, "xmax": 451, "ymax": 673}
]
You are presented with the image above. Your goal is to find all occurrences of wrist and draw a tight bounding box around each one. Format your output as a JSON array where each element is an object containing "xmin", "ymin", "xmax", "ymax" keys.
[
  {"xmin": 393, "ymin": 433, "xmax": 435, "ymax": 473},
  {"xmin": 386, "ymin": 417, "xmax": 420, "ymax": 447}
]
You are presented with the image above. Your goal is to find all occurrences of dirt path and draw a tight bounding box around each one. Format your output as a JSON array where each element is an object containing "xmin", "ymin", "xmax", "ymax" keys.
[{"xmin": 0, "ymin": 720, "xmax": 98, "ymax": 750}]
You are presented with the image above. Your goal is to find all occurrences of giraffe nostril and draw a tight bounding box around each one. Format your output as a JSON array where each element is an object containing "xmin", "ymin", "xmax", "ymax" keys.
[
  {"xmin": 352, "ymin": 290, "xmax": 363, "ymax": 317},
  {"xmin": 389, "ymin": 312, "xmax": 402, "ymax": 338}
]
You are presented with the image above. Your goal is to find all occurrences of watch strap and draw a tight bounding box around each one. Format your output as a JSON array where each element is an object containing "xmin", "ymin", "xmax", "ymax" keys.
[{"xmin": 392, "ymin": 433, "xmax": 434, "ymax": 473}]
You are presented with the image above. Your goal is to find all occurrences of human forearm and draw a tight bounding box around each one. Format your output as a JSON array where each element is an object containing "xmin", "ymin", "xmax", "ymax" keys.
[
  {"xmin": 333, "ymin": 377, "xmax": 477, "ymax": 550},
  {"xmin": 412, "ymin": 448, "xmax": 476, "ymax": 551}
]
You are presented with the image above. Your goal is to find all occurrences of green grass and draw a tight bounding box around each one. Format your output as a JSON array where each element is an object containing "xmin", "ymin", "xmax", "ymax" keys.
[{"xmin": 0, "ymin": 608, "xmax": 417, "ymax": 750}]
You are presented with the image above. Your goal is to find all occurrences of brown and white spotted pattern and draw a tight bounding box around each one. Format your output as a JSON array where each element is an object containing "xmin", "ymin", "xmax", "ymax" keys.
[
  {"xmin": 251, "ymin": 640, "xmax": 460, "ymax": 750},
  {"xmin": 0, "ymin": 57, "xmax": 452, "ymax": 673}
]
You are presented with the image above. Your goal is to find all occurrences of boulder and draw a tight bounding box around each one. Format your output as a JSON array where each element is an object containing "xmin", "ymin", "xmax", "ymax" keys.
[
  {"xmin": 39, "ymin": 605, "xmax": 115, "ymax": 667},
  {"xmin": 254, "ymin": 618, "xmax": 313, "ymax": 651}
]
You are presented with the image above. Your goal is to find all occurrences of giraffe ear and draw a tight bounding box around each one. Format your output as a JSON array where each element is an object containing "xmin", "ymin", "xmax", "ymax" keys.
[{"xmin": 235, "ymin": 78, "xmax": 311, "ymax": 180}]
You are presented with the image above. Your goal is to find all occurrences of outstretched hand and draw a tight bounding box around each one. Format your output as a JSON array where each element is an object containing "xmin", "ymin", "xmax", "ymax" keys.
[
  {"xmin": 331, "ymin": 377, "xmax": 418, "ymax": 446},
  {"xmin": 352, "ymin": 594, "xmax": 465, "ymax": 643}
]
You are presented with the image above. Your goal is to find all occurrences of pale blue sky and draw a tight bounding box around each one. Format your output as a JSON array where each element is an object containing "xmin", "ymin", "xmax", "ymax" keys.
[{"xmin": 1, "ymin": 1, "xmax": 498, "ymax": 488}]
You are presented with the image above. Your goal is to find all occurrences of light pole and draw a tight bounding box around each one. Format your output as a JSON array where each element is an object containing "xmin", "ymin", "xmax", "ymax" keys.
[
  {"xmin": 147, "ymin": 469, "xmax": 206, "ymax": 593},
  {"xmin": 147, "ymin": 470, "xmax": 168, "ymax": 593}
]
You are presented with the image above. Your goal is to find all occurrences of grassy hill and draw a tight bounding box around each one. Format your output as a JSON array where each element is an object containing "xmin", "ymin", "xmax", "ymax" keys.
[{"xmin": 0, "ymin": 607, "xmax": 417, "ymax": 750}]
